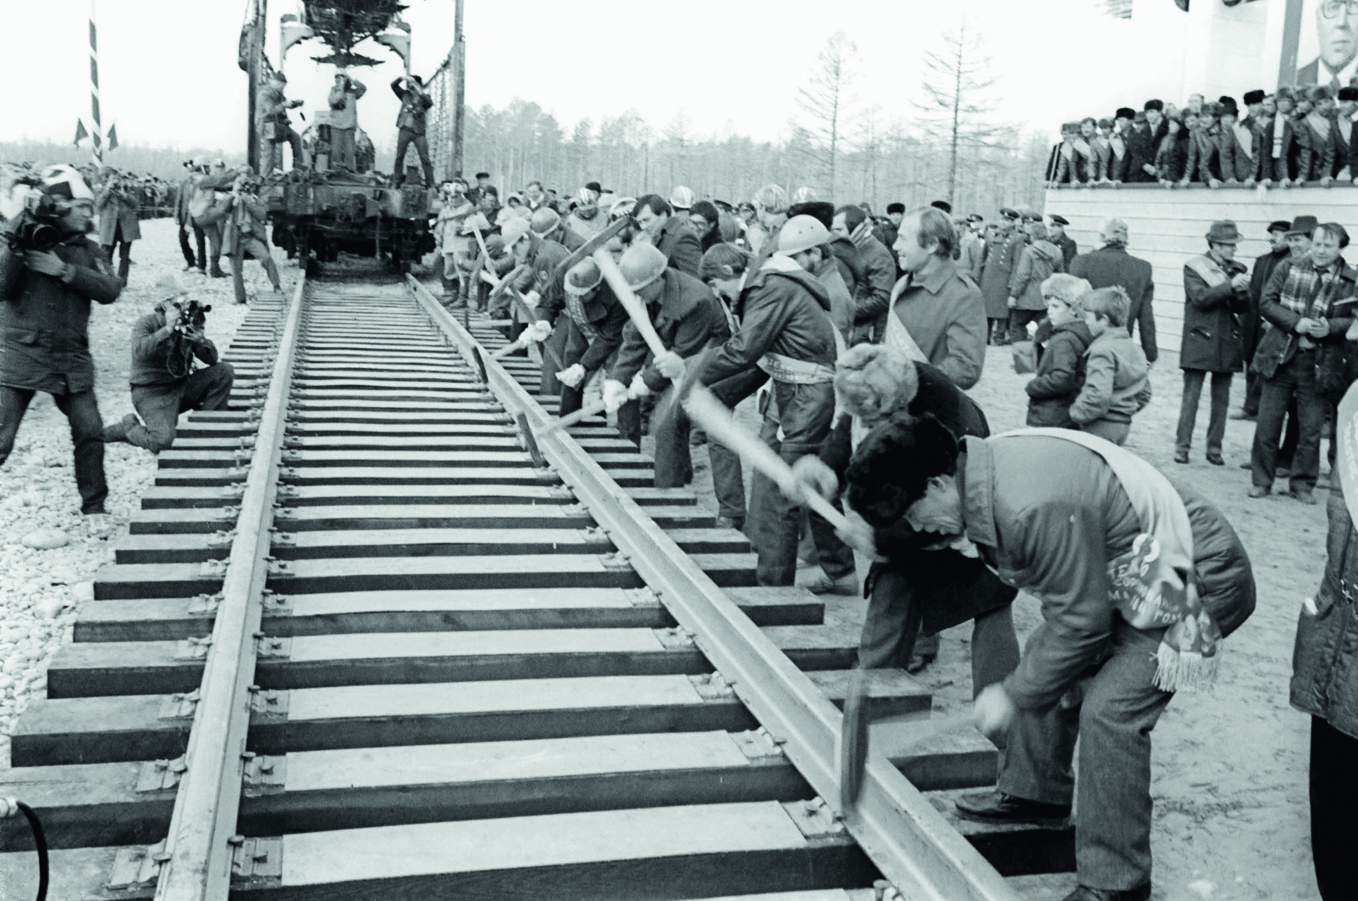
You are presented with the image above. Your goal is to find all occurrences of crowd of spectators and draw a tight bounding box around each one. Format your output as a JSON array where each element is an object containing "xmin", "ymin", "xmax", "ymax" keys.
[{"xmin": 1047, "ymin": 84, "xmax": 1358, "ymax": 188}]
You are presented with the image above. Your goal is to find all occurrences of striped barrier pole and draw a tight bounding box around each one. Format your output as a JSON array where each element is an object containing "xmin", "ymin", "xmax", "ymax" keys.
[{"xmin": 88, "ymin": 0, "xmax": 103, "ymax": 165}]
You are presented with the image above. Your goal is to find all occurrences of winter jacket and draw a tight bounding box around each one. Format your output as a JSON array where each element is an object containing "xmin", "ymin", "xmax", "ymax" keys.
[
  {"xmin": 1155, "ymin": 131, "xmax": 1184, "ymax": 182},
  {"xmin": 95, "ymin": 181, "xmax": 141, "ymax": 245},
  {"xmin": 1292, "ymin": 481, "xmax": 1358, "ymax": 739},
  {"xmin": 1296, "ymin": 113, "xmax": 1337, "ymax": 183},
  {"xmin": 1255, "ymin": 112, "xmax": 1299, "ymax": 182},
  {"xmin": 328, "ymin": 78, "xmax": 367, "ymax": 131},
  {"xmin": 655, "ymin": 215, "xmax": 702, "ymax": 278},
  {"xmin": 1180, "ymin": 252, "xmax": 1248, "ymax": 373},
  {"xmin": 611, "ymin": 268, "xmax": 729, "ymax": 392},
  {"xmin": 849, "ymin": 229, "xmax": 898, "ymax": 344},
  {"xmin": 1052, "ymin": 233, "xmax": 1077, "ymax": 272},
  {"xmin": 1244, "ymin": 248, "xmax": 1289, "ymax": 362},
  {"xmin": 434, "ymin": 197, "xmax": 475, "ymax": 255},
  {"xmin": 959, "ymin": 231, "xmax": 985, "ymax": 281},
  {"xmin": 129, "ymin": 307, "xmax": 220, "ymax": 388},
  {"xmin": 1008, "ymin": 240, "xmax": 1064, "ymax": 311},
  {"xmin": 1070, "ymin": 245, "xmax": 1158, "ymax": 363},
  {"xmin": 1125, "ymin": 120, "xmax": 1168, "ymax": 183},
  {"xmin": 888, "ymin": 256, "xmax": 988, "ymax": 390},
  {"xmin": 980, "ymin": 230, "xmax": 1023, "ymax": 321},
  {"xmin": 1025, "ymin": 319, "xmax": 1093, "ymax": 427},
  {"xmin": 1069, "ymin": 328, "xmax": 1151, "ymax": 426},
  {"xmin": 222, "ymin": 192, "xmax": 270, "ymax": 258},
  {"xmin": 813, "ymin": 257, "xmax": 855, "ymax": 344},
  {"xmin": 959, "ymin": 434, "xmax": 1254, "ymax": 710},
  {"xmin": 1182, "ymin": 128, "xmax": 1220, "ymax": 183},
  {"xmin": 566, "ymin": 211, "xmax": 607, "ymax": 241},
  {"xmin": 1253, "ymin": 258, "xmax": 1357, "ymax": 376},
  {"xmin": 700, "ymin": 255, "xmax": 837, "ymax": 388},
  {"xmin": 0, "ymin": 221, "xmax": 122, "ymax": 393},
  {"xmin": 544, "ymin": 282, "xmax": 629, "ymax": 374},
  {"xmin": 826, "ymin": 234, "xmax": 864, "ymax": 302},
  {"xmin": 392, "ymin": 79, "xmax": 433, "ymax": 133},
  {"xmin": 1217, "ymin": 121, "xmax": 1255, "ymax": 182}
]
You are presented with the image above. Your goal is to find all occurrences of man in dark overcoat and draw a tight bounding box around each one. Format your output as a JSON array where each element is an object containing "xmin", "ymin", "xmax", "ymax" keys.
[{"xmin": 1069, "ymin": 218, "xmax": 1158, "ymax": 365}]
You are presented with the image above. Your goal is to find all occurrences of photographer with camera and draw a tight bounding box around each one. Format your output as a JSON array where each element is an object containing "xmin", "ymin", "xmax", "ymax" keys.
[
  {"xmin": 0, "ymin": 164, "xmax": 123, "ymax": 516},
  {"xmin": 328, "ymin": 69, "xmax": 367, "ymax": 172},
  {"xmin": 223, "ymin": 170, "xmax": 282, "ymax": 305},
  {"xmin": 391, "ymin": 74, "xmax": 434, "ymax": 188},
  {"xmin": 95, "ymin": 166, "xmax": 140, "ymax": 287},
  {"xmin": 102, "ymin": 286, "xmax": 233, "ymax": 454}
]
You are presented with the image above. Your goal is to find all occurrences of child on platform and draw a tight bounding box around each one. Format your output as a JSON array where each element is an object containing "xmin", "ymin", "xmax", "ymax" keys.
[{"xmin": 1069, "ymin": 286, "xmax": 1151, "ymax": 445}]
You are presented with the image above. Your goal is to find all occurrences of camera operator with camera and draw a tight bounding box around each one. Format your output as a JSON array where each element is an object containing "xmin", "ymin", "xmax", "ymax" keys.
[
  {"xmin": 258, "ymin": 70, "xmax": 307, "ymax": 175},
  {"xmin": 95, "ymin": 166, "xmax": 140, "ymax": 286},
  {"xmin": 328, "ymin": 69, "xmax": 367, "ymax": 172},
  {"xmin": 102, "ymin": 287, "xmax": 233, "ymax": 453},
  {"xmin": 223, "ymin": 170, "xmax": 282, "ymax": 305},
  {"xmin": 0, "ymin": 164, "xmax": 123, "ymax": 516}
]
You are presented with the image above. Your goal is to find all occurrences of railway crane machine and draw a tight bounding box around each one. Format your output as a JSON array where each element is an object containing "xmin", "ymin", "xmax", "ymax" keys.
[{"xmin": 244, "ymin": 0, "xmax": 436, "ymax": 273}]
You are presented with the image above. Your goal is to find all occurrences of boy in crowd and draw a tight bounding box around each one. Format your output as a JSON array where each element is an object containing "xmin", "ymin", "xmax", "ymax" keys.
[
  {"xmin": 1025, "ymin": 274, "xmax": 1094, "ymax": 428},
  {"xmin": 1069, "ymin": 286, "xmax": 1151, "ymax": 445}
]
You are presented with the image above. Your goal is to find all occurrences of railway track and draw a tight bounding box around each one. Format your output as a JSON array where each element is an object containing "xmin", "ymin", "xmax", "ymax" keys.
[{"xmin": 0, "ymin": 264, "xmax": 1073, "ymax": 900}]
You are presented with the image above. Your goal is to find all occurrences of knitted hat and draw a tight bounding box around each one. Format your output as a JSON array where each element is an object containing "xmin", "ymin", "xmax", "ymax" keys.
[
  {"xmin": 564, "ymin": 258, "xmax": 603, "ymax": 296},
  {"xmin": 618, "ymin": 244, "xmax": 668, "ymax": 291}
]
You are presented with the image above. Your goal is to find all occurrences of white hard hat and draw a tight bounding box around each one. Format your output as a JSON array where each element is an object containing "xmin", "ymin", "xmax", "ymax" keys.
[{"xmin": 778, "ymin": 215, "xmax": 831, "ymax": 256}]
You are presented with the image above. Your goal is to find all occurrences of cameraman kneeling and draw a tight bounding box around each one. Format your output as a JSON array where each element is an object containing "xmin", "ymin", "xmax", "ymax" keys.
[{"xmin": 102, "ymin": 297, "xmax": 233, "ymax": 453}]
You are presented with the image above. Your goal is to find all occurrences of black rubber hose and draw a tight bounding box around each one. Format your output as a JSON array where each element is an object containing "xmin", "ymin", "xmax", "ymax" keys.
[{"xmin": 16, "ymin": 801, "xmax": 48, "ymax": 901}]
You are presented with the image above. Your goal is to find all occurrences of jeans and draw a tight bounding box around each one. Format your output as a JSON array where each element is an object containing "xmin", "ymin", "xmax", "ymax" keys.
[
  {"xmin": 230, "ymin": 236, "xmax": 281, "ymax": 305},
  {"xmin": 394, "ymin": 129, "xmax": 434, "ymax": 187},
  {"xmin": 178, "ymin": 222, "xmax": 206, "ymax": 270},
  {"xmin": 997, "ymin": 621, "xmax": 1171, "ymax": 892},
  {"xmin": 1252, "ymin": 352, "xmax": 1329, "ymax": 492},
  {"xmin": 0, "ymin": 385, "xmax": 107, "ymax": 513},
  {"xmin": 263, "ymin": 126, "xmax": 306, "ymax": 173},
  {"xmin": 1175, "ymin": 368, "xmax": 1232, "ymax": 456},
  {"xmin": 858, "ymin": 553, "xmax": 1019, "ymax": 694},
  {"xmin": 745, "ymin": 381, "xmax": 835, "ymax": 586},
  {"xmin": 1080, "ymin": 418, "xmax": 1131, "ymax": 446},
  {"xmin": 1310, "ymin": 715, "xmax": 1358, "ymax": 901},
  {"xmin": 330, "ymin": 127, "xmax": 357, "ymax": 171},
  {"xmin": 128, "ymin": 363, "xmax": 235, "ymax": 453}
]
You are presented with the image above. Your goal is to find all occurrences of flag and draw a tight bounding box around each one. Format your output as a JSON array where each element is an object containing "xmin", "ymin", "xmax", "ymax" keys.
[
  {"xmin": 74, "ymin": 120, "xmax": 89, "ymax": 146},
  {"xmin": 107, "ymin": 123, "xmax": 119, "ymax": 152}
]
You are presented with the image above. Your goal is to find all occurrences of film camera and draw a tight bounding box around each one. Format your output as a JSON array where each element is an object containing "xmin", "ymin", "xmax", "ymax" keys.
[
  {"xmin": 170, "ymin": 298, "xmax": 212, "ymax": 336},
  {"xmin": 4, "ymin": 177, "xmax": 65, "ymax": 253}
]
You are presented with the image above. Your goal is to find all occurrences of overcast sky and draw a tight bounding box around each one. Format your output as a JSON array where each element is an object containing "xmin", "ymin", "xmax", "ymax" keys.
[{"xmin": 0, "ymin": 0, "xmax": 1134, "ymax": 157}]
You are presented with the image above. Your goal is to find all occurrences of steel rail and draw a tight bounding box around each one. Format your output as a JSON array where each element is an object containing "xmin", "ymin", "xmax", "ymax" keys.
[
  {"xmin": 408, "ymin": 275, "xmax": 1020, "ymax": 901},
  {"xmin": 153, "ymin": 278, "xmax": 306, "ymax": 901}
]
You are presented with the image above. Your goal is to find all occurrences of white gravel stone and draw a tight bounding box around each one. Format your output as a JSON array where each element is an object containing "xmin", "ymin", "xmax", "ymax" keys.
[{"xmin": 21, "ymin": 528, "xmax": 68, "ymax": 550}]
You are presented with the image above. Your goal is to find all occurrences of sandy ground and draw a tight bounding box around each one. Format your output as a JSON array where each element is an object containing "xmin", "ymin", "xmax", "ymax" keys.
[
  {"xmin": 1, "ymin": 224, "xmax": 1320, "ymax": 899},
  {"xmin": 679, "ymin": 342, "xmax": 1324, "ymax": 901}
]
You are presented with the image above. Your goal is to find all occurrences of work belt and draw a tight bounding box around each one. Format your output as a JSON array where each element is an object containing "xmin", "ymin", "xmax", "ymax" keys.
[{"xmin": 756, "ymin": 352, "xmax": 835, "ymax": 385}]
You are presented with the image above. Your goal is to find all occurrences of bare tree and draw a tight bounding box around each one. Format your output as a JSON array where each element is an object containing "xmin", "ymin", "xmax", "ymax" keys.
[
  {"xmin": 912, "ymin": 18, "xmax": 1002, "ymax": 206},
  {"xmin": 791, "ymin": 32, "xmax": 858, "ymax": 198}
]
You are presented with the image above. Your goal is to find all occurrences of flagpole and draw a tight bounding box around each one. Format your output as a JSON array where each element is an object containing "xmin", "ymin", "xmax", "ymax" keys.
[{"xmin": 89, "ymin": 0, "xmax": 103, "ymax": 165}]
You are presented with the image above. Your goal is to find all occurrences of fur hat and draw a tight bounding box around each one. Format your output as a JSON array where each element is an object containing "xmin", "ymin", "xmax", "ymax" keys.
[
  {"xmin": 844, "ymin": 415, "xmax": 960, "ymax": 529},
  {"xmin": 886, "ymin": 202, "xmax": 906, "ymax": 215},
  {"xmin": 787, "ymin": 201, "xmax": 835, "ymax": 230},
  {"xmin": 1143, "ymin": 99, "xmax": 1164, "ymax": 112},
  {"xmin": 1115, "ymin": 107, "xmax": 1137, "ymax": 120},
  {"xmin": 1340, "ymin": 87, "xmax": 1358, "ymax": 102},
  {"xmin": 834, "ymin": 345, "xmax": 919, "ymax": 423},
  {"xmin": 1243, "ymin": 89, "xmax": 1266, "ymax": 105}
]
